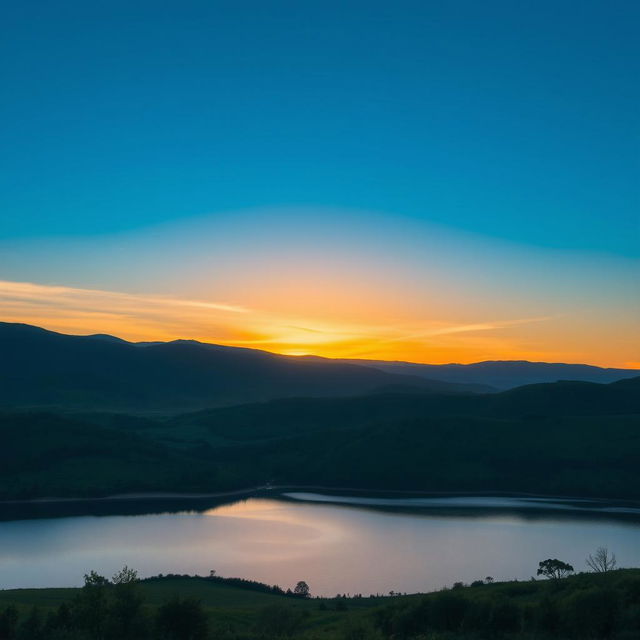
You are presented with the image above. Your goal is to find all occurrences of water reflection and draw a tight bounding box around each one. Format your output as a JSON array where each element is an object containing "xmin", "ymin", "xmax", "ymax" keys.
[{"xmin": 0, "ymin": 495, "xmax": 639, "ymax": 596}]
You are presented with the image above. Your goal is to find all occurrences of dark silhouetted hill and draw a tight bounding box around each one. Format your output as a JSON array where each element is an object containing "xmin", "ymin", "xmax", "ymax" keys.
[
  {"xmin": 0, "ymin": 375, "xmax": 638, "ymax": 500},
  {"xmin": 327, "ymin": 358, "xmax": 639, "ymax": 389},
  {"xmin": 0, "ymin": 322, "xmax": 482, "ymax": 412}
]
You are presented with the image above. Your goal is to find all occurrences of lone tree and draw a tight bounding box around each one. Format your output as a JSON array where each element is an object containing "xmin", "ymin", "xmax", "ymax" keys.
[
  {"xmin": 586, "ymin": 547, "xmax": 617, "ymax": 573},
  {"xmin": 112, "ymin": 566, "xmax": 138, "ymax": 585},
  {"xmin": 537, "ymin": 559, "xmax": 574, "ymax": 580},
  {"xmin": 293, "ymin": 581, "xmax": 310, "ymax": 598}
]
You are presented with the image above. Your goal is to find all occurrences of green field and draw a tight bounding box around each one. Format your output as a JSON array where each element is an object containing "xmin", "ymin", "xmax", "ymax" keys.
[{"xmin": 1, "ymin": 569, "xmax": 639, "ymax": 638}]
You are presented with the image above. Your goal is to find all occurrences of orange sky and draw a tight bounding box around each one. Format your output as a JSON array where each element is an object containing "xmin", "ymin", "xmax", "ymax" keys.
[
  {"xmin": 1, "ymin": 209, "xmax": 638, "ymax": 368},
  {"xmin": 1, "ymin": 278, "xmax": 638, "ymax": 368}
]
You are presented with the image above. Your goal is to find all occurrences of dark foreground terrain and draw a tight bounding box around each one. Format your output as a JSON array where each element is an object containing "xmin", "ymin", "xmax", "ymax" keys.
[{"xmin": 0, "ymin": 568, "xmax": 639, "ymax": 639}]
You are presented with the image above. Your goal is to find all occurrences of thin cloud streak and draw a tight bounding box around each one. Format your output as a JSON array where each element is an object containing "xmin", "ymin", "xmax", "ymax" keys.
[
  {"xmin": 0, "ymin": 279, "xmax": 609, "ymax": 365},
  {"xmin": 0, "ymin": 280, "xmax": 247, "ymax": 314}
]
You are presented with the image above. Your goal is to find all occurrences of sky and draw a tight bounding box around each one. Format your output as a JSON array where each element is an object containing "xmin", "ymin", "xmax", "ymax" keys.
[{"xmin": 1, "ymin": 1, "xmax": 638, "ymax": 367}]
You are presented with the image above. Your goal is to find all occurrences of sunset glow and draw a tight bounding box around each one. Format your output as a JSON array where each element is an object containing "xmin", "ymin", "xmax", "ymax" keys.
[
  {"xmin": 1, "ymin": 2, "xmax": 638, "ymax": 370},
  {"xmin": 1, "ymin": 262, "xmax": 637, "ymax": 368}
]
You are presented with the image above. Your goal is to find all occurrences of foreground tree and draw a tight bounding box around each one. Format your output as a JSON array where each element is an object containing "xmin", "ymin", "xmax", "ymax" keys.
[
  {"xmin": 537, "ymin": 558, "xmax": 574, "ymax": 580},
  {"xmin": 586, "ymin": 547, "xmax": 617, "ymax": 573},
  {"xmin": 74, "ymin": 570, "xmax": 111, "ymax": 638},
  {"xmin": 109, "ymin": 566, "xmax": 147, "ymax": 640}
]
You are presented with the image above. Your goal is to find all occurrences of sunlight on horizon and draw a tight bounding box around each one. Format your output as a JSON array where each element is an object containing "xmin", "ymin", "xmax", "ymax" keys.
[{"xmin": 0, "ymin": 276, "xmax": 637, "ymax": 368}]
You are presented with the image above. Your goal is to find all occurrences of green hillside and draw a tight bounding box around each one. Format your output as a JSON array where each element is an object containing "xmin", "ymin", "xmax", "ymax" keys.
[
  {"xmin": 0, "ymin": 377, "xmax": 638, "ymax": 501},
  {"xmin": 1, "ymin": 569, "xmax": 639, "ymax": 639}
]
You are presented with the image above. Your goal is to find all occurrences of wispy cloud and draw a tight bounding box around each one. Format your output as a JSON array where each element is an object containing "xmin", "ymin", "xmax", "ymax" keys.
[
  {"xmin": 0, "ymin": 279, "xmax": 591, "ymax": 365},
  {"xmin": 0, "ymin": 280, "xmax": 247, "ymax": 314},
  {"xmin": 0, "ymin": 280, "xmax": 250, "ymax": 343}
]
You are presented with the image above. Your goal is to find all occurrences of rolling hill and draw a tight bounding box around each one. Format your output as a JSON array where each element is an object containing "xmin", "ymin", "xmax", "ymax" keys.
[
  {"xmin": 0, "ymin": 377, "xmax": 637, "ymax": 501},
  {"xmin": 0, "ymin": 322, "xmax": 485, "ymax": 413}
]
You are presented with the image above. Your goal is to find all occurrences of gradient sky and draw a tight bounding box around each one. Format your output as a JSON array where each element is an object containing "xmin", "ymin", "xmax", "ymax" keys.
[{"xmin": 1, "ymin": 1, "xmax": 638, "ymax": 366}]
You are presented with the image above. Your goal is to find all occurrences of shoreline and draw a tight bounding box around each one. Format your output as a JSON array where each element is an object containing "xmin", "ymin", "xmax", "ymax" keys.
[{"xmin": 2, "ymin": 485, "xmax": 640, "ymax": 508}]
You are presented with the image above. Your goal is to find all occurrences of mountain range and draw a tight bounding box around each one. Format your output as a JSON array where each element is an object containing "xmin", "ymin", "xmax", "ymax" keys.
[
  {"xmin": 1, "ymin": 322, "xmax": 637, "ymax": 413},
  {"xmin": 313, "ymin": 357, "xmax": 639, "ymax": 390}
]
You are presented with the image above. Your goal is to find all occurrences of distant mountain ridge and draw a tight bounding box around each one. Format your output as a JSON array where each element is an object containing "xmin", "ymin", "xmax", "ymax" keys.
[
  {"xmin": 0, "ymin": 322, "xmax": 485, "ymax": 412},
  {"xmin": 323, "ymin": 358, "xmax": 639, "ymax": 390}
]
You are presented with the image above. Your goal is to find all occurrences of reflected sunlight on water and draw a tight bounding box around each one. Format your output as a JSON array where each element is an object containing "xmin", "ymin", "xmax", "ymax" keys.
[{"xmin": 1, "ymin": 496, "xmax": 639, "ymax": 595}]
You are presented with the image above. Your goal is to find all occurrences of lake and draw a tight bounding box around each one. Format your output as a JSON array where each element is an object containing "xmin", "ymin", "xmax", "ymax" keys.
[{"xmin": 1, "ymin": 492, "xmax": 639, "ymax": 596}]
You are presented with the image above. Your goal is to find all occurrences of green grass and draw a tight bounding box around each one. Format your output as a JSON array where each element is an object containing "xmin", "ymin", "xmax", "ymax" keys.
[
  {"xmin": 2, "ymin": 570, "xmax": 640, "ymax": 638},
  {"xmin": 0, "ymin": 577, "xmax": 386, "ymax": 637}
]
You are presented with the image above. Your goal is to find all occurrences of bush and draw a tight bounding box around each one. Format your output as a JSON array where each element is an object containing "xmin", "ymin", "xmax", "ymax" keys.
[
  {"xmin": 156, "ymin": 598, "xmax": 208, "ymax": 640},
  {"xmin": 564, "ymin": 588, "xmax": 618, "ymax": 638},
  {"xmin": 490, "ymin": 599, "xmax": 521, "ymax": 634},
  {"xmin": 430, "ymin": 591, "xmax": 468, "ymax": 632},
  {"xmin": 0, "ymin": 606, "xmax": 18, "ymax": 640},
  {"xmin": 535, "ymin": 596, "xmax": 561, "ymax": 636}
]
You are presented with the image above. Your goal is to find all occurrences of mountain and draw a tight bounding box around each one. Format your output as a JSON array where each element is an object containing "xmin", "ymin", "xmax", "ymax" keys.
[
  {"xmin": 326, "ymin": 358, "xmax": 639, "ymax": 390},
  {"xmin": 0, "ymin": 322, "xmax": 483, "ymax": 412}
]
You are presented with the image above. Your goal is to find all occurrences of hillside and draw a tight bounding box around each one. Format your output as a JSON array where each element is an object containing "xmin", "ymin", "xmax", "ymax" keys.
[
  {"xmin": 0, "ymin": 322, "xmax": 481, "ymax": 413},
  {"xmin": 0, "ymin": 377, "xmax": 638, "ymax": 501},
  {"xmin": 1, "ymin": 569, "xmax": 639, "ymax": 639}
]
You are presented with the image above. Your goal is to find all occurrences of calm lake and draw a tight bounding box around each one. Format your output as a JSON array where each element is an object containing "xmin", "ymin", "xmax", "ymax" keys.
[{"xmin": 1, "ymin": 492, "xmax": 639, "ymax": 596}]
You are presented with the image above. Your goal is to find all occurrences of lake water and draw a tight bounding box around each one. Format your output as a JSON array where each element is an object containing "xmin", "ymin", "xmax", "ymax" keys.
[{"xmin": 1, "ymin": 492, "xmax": 639, "ymax": 596}]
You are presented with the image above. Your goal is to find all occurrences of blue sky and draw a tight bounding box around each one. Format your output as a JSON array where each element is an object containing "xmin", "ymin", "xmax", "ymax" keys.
[
  {"xmin": 1, "ymin": 0, "xmax": 638, "ymax": 255},
  {"xmin": 0, "ymin": 1, "xmax": 638, "ymax": 366}
]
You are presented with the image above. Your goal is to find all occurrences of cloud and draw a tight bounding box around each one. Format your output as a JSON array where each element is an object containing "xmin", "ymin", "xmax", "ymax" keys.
[
  {"xmin": 0, "ymin": 278, "xmax": 626, "ymax": 367},
  {"xmin": 0, "ymin": 280, "xmax": 246, "ymax": 313},
  {"xmin": 0, "ymin": 280, "xmax": 249, "ymax": 342}
]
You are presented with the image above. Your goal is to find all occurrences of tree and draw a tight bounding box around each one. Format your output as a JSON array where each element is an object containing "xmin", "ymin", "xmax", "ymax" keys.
[
  {"xmin": 109, "ymin": 567, "xmax": 147, "ymax": 640},
  {"xmin": 112, "ymin": 566, "xmax": 138, "ymax": 585},
  {"xmin": 293, "ymin": 581, "xmax": 310, "ymax": 598},
  {"xmin": 485, "ymin": 576, "xmax": 494, "ymax": 584},
  {"xmin": 84, "ymin": 570, "xmax": 111, "ymax": 587},
  {"xmin": 537, "ymin": 558, "xmax": 574, "ymax": 580},
  {"xmin": 74, "ymin": 570, "xmax": 111, "ymax": 638},
  {"xmin": 586, "ymin": 547, "xmax": 617, "ymax": 573}
]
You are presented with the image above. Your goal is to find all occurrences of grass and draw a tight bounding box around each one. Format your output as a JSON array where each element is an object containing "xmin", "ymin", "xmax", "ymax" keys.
[{"xmin": 2, "ymin": 569, "xmax": 640, "ymax": 637}]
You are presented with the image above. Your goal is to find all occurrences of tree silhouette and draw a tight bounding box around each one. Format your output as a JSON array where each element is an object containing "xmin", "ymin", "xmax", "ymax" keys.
[
  {"xmin": 112, "ymin": 566, "xmax": 138, "ymax": 585},
  {"xmin": 75, "ymin": 571, "xmax": 110, "ymax": 638},
  {"xmin": 293, "ymin": 581, "xmax": 310, "ymax": 598},
  {"xmin": 586, "ymin": 547, "xmax": 617, "ymax": 573},
  {"xmin": 537, "ymin": 558, "xmax": 574, "ymax": 580}
]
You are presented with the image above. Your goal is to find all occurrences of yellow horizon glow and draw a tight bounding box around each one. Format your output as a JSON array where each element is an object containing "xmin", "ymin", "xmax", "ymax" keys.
[{"xmin": 1, "ymin": 279, "xmax": 637, "ymax": 368}]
